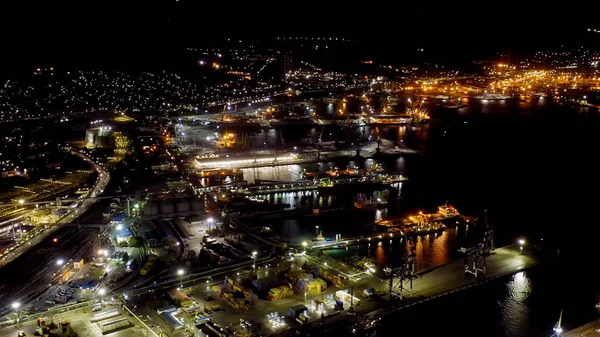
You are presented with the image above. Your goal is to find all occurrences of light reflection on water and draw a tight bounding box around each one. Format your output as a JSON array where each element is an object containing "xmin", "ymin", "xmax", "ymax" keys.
[
  {"xmin": 500, "ymin": 271, "xmax": 532, "ymax": 336},
  {"xmin": 249, "ymin": 191, "xmax": 335, "ymax": 210},
  {"xmin": 240, "ymin": 158, "xmax": 406, "ymax": 184},
  {"xmin": 323, "ymin": 226, "xmax": 459, "ymax": 270}
]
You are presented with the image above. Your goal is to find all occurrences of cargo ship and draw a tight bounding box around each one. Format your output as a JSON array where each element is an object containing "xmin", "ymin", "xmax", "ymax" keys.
[
  {"xmin": 300, "ymin": 164, "xmax": 385, "ymax": 180},
  {"xmin": 382, "ymin": 221, "xmax": 447, "ymax": 235},
  {"xmin": 368, "ymin": 107, "xmax": 430, "ymax": 125},
  {"xmin": 399, "ymin": 202, "xmax": 459, "ymax": 225},
  {"xmin": 353, "ymin": 193, "xmax": 387, "ymax": 210},
  {"xmin": 374, "ymin": 203, "xmax": 458, "ymax": 231},
  {"xmin": 317, "ymin": 178, "xmax": 386, "ymax": 193}
]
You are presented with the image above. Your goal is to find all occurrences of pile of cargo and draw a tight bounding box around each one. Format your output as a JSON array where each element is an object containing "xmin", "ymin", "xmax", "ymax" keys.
[
  {"xmin": 297, "ymin": 277, "xmax": 327, "ymax": 295},
  {"xmin": 251, "ymin": 277, "xmax": 279, "ymax": 294},
  {"xmin": 169, "ymin": 289, "xmax": 194, "ymax": 307},
  {"xmin": 301, "ymin": 262, "xmax": 344, "ymax": 288},
  {"xmin": 284, "ymin": 271, "xmax": 326, "ymax": 295},
  {"xmin": 267, "ymin": 286, "xmax": 293, "ymax": 301},
  {"xmin": 211, "ymin": 277, "xmax": 258, "ymax": 313}
]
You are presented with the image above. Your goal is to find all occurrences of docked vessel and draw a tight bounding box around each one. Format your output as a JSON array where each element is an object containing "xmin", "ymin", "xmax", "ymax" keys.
[
  {"xmin": 270, "ymin": 116, "xmax": 315, "ymax": 126},
  {"xmin": 368, "ymin": 106, "xmax": 430, "ymax": 125},
  {"xmin": 353, "ymin": 193, "xmax": 387, "ymax": 210},
  {"xmin": 375, "ymin": 203, "xmax": 458, "ymax": 233},
  {"xmin": 300, "ymin": 163, "xmax": 385, "ymax": 180},
  {"xmin": 317, "ymin": 177, "xmax": 387, "ymax": 193},
  {"xmin": 473, "ymin": 93, "xmax": 511, "ymax": 100},
  {"xmin": 440, "ymin": 102, "xmax": 467, "ymax": 109},
  {"xmin": 383, "ymin": 221, "xmax": 447, "ymax": 235},
  {"xmin": 399, "ymin": 202, "xmax": 459, "ymax": 225},
  {"xmin": 198, "ymin": 168, "xmax": 244, "ymax": 186}
]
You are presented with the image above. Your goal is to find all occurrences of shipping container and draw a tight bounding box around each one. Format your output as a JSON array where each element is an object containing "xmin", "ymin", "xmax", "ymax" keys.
[
  {"xmin": 169, "ymin": 289, "xmax": 194, "ymax": 307},
  {"xmin": 267, "ymin": 286, "xmax": 293, "ymax": 300}
]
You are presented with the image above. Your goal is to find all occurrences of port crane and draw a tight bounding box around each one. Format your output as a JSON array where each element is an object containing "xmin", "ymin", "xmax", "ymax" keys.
[
  {"xmin": 384, "ymin": 243, "xmax": 417, "ymax": 300},
  {"xmin": 460, "ymin": 210, "xmax": 495, "ymax": 278},
  {"xmin": 551, "ymin": 310, "xmax": 563, "ymax": 336}
]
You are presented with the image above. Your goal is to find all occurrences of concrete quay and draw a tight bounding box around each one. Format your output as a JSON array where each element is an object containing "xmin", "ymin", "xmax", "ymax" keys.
[
  {"xmin": 563, "ymin": 319, "xmax": 600, "ymax": 336},
  {"xmin": 0, "ymin": 245, "xmax": 552, "ymax": 337},
  {"xmin": 269, "ymin": 245, "xmax": 552, "ymax": 337}
]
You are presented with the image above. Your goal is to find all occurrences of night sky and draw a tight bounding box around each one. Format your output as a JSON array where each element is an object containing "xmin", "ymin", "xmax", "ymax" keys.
[{"xmin": 0, "ymin": 3, "xmax": 597, "ymax": 77}]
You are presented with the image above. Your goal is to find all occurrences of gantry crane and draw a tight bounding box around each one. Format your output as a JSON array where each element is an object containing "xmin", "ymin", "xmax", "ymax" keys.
[
  {"xmin": 460, "ymin": 210, "xmax": 495, "ymax": 278},
  {"xmin": 384, "ymin": 243, "xmax": 417, "ymax": 300}
]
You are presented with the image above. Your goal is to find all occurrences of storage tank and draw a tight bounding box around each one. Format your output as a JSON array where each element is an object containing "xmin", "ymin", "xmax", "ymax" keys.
[
  {"xmin": 143, "ymin": 201, "xmax": 159, "ymax": 217},
  {"xmin": 160, "ymin": 199, "xmax": 175, "ymax": 215},
  {"xmin": 190, "ymin": 198, "xmax": 203, "ymax": 211},
  {"xmin": 176, "ymin": 198, "xmax": 190, "ymax": 213}
]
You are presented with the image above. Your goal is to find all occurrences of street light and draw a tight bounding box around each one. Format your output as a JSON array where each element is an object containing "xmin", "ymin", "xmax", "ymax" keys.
[
  {"xmin": 518, "ymin": 239, "xmax": 525, "ymax": 253},
  {"xmin": 177, "ymin": 269, "xmax": 184, "ymax": 288},
  {"xmin": 252, "ymin": 251, "xmax": 257, "ymax": 272},
  {"xmin": 302, "ymin": 241, "xmax": 308, "ymax": 247},
  {"xmin": 11, "ymin": 302, "xmax": 20, "ymax": 328},
  {"xmin": 98, "ymin": 288, "xmax": 106, "ymax": 302},
  {"xmin": 18, "ymin": 199, "xmax": 24, "ymax": 206},
  {"xmin": 57, "ymin": 259, "xmax": 64, "ymax": 266}
]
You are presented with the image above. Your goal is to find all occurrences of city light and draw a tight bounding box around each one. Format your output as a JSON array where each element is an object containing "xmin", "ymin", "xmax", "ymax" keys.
[
  {"xmin": 57, "ymin": 259, "xmax": 64, "ymax": 265},
  {"xmin": 11, "ymin": 302, "xmax": 19, "ymax": 309},
  {"xmin": 177, "ymin": 269, "xmax": 184, "ymax": 276},
  {"xmin": 98, "ymin": 288, "xmax": 106, "ymax": 296},
  {"xmin": 18, "ymin": 199, "xmax": 24, "ymax": 206}
]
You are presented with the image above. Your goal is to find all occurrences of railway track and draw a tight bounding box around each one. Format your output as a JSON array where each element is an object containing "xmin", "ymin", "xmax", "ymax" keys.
[{"xmin": 0, "ymin": 227, "xmax": 100, "ymax": 317}]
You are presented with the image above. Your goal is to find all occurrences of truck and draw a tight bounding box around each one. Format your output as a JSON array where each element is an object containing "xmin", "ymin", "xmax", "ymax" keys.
[{"xmin": 289, "ymin": 304, "xmax": 308, "ymax": 320}]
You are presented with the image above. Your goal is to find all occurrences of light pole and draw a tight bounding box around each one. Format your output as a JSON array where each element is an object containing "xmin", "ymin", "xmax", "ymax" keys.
[
  {"xmin": 252, "ymin": 251, "xmax": 257, "ymax": 272},
  {"xmin": 56, "ymin": 259, "xmax": 66, "ymax": 282},
  {"xmin": 98, "ymin": 288, "xmax": 106, "ymax": 303},
  {"xmin": 11, "ymin": 302, "xmax": 20, "ymax": 328},
  {"xmin": 177, "ymin": 269, "xmax": 184, "ymax": 288},
  {"xmin": 207, "ymin": 218, "xmax": 214, "ymax": 232},
  {"xmin": 315, "ymin": 225, "xmax": 319, "ymax": 237},
  {"xmin": 519, "ymin": 239, "xmax": 525, "ymax": 254}
]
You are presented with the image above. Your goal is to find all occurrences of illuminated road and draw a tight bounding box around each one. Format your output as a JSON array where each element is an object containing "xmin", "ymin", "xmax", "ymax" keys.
[
  {"xmin": 0, "ymin": 150, "xmax": 109, "ymax": 267},
  {"xmin": 0, "ymin": 150, "xmax": 110, "ymax": 318},
  {"xmin": 0, "ymin": 227, "xmax": 104, "ymax": 319}
]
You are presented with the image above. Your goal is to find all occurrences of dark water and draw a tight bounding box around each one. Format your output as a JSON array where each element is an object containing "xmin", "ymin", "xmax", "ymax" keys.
[{"xmin": 247, "ymin": 97, "xmax": 600, "ymax": 336}]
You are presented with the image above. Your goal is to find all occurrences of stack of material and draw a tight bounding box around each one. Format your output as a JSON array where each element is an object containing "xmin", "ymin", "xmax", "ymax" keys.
[
  {"xmin": 303, "ymin": 281, "xmax": 321, "ymax": 295},
  {"xmin": 252, "ymin": 277, "xmax": 279, "ymax": 291},
  {"xmin": 285, "ymin": 270, "xmax": 306, "ymax": 284},
  {"xmin": 267, "ymin": 286, "xmax": 293, "ymax": 301},
  {"xmin": 302, "ymin": 262, "xmax": 321, "ymax": 278},
  {"xmin": 313, "ymin": 278, "xmax": 327, "ymax": 291}
]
